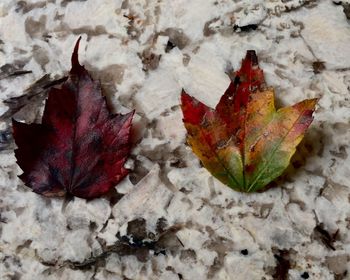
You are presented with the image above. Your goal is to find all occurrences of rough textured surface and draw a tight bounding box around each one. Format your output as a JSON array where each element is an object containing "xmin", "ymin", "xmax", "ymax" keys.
[{"xmin": 0, "ymin": 0, "xmax": 349, "ymax": 279}]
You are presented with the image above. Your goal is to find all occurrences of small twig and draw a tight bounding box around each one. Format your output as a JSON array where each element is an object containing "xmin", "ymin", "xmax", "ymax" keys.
[{"xmin": 8, "ymin": 70, "xmax": 33, "ymax": 77}]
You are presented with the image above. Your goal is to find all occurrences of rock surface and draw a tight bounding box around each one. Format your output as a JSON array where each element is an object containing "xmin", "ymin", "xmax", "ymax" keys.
[{"xmin": 0, "ymin": 0, "xmax": 350, "ymax": 279}]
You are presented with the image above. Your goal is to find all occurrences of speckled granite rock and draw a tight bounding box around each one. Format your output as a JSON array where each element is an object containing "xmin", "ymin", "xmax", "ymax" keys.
[{"xmin": 0, "ymin": 0, "xmax": 350, "ymax": 279}]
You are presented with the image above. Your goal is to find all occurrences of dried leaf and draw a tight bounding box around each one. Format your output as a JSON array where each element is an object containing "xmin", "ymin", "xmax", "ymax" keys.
[
  {"xmin": 181, "ymin": 51, "xmax": 317, "ymax": 192},
  {"xmin": 1, "ymin": 75, "xmax": 67, "ymax": 122},
  {"xmin": 13, "ymin": 38, "xmax": 134, "ymax": 198}
]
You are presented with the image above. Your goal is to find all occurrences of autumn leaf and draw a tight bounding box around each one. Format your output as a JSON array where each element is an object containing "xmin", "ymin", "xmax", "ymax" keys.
[
  {"xmin": 181, "ymin": 51, "xmax": 317, "ymax": 192},
  {"xmin": 12, "ymin": 38, "xmax": 134, "ymax": 199}
]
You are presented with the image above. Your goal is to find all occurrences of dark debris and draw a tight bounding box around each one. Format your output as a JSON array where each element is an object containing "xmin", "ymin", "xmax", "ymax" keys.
[
  {"xmin": 313, "ymin": 223, "xmax": 339, "ymax": 251},
  {"xmin": 240, "ymin": 249, "xmax": 248, "ymax": 256},
  {"xmin": 312, "ymin": 60, "xmax": 326, "ymax": 74},
  {"xmin": 0, "ymin": 63, "xmax": 31, "ymax": 80},
  {"xmin": 1, "ymin": 74, "xmax": 67, "ymax": 121},
  {"xmin": 233, "ymin": 24, "xmax": 258, "ymax": 32},
  {"xmin": 138, "ymin": 50, "xmax": 161, "ymax": 72},
  {"xmin": 57, "ymin": 219, "xmax": 184, "ymax": 268},
  {"xmin": 343, "ymin": 3, "xmax": 350, "ymax": 19},
  {"xmin": 0, "ymin": 74, "xmax": 67, "ymax": 151},
  {"xmin": 165, "ymin": 40, "xmax": 176, "ymax": 53},
  {"xmin": 272, "ymin": 249, "xmax": 291, "ymax": 280},
  {"xmin": 333, "ymin": 1, "xmax": 350, "ymax": 20},
  {"xmin": 114, "ymin": 219, "xmax": 183, "ymax": 262}
]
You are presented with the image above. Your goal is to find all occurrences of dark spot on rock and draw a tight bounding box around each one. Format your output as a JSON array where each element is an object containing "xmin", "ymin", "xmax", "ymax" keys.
[
  {"xmin": 156, "ymin": 224, "xmax": 184, "ymax": 252},
  {"xmin": 121, "ymin": 0, "xmax": 129, "ymax": 9},
  {"xmin": 203, "ymin": 17, "xmax": 220, "ymax": 37},
  {"xmin": 108, "ymin": 190, "xmax": 124, "ymax": 206},
  {"xmin": 166, "ymin": 266, "xmax": 175, "ymax": 272},
  {"xmin": 205, "ymin": 230, "xmax": 235, "ymax": 278},
  {"xmin": 128, "ymin": 158, "xmax": 150, "ymax": 185},
  {"xmin": 15, "ymin": 1, "xmax": 28, "ymax": 12},
  {"xmin": 0, "ymin": 129, "xmax": 13, "ymax": 151},
  {"xmin": 170, "ymin": 105, "xmax": 181, "ymax": 112},
  {"xmin": 159, "ymin": 28, "xmax": 190, "ymax": 50},
  {"xmin": 170, "ymin": 158, "xmax": 187, "ymax": 168},
  {"xmin": 89, "ymin": 221, "xmax": 97, "ymax": 231},
  {"xmin": 272, "ymin": 249, "xmax": 291, "ymax": 280},
  {"xmin": 148, "ymin": 232, "xmax": 156, "ymax": 240},
  {"xmin": 0, "ymin": 213, "xmax": 8, "ymax": 224},
  {"xmin": 292, "ymin": 160, "xmax": 303, "ymax": 169},
  {"xmin": 124, "ymin": 13, "xmax": 143, "ymax": 40},
  {"xmin": 61, "ymin": 0, "xmax": 88, "ymax": 7},
  {"xmin": 127, "ymin": 218, "xmax": 148, "ymax": 241},
  {"xmin": 342, "ymin": 3, "xmax": 350, "ymax": 20},
  {"xmin": 165, "ymin": 40, "xmax": 176, "ymax": 53},
  {"xmin": 283, "ymin": 0, "xmax": 318, "ymax": 12},
  {"xmin": 25, "ymin": 16, "xmax": 47, "ymax": 39},
  {"xmin": 0, "ymin": 63, "xmax": 26, "ymax": 77},
  {"xmin": 15, "ymin": 240, "xmax": 32, "ymax": 254},
  {"xmin": 241, "ymin": 249, "xmax": 248, "ymax": 255},
  {"xmin": 8, "ymin": 271, "xmax": 21, "ymax": 280},
  {"xmin": 180, "ymin": 249, "xmax": 197, "ymax": 261},
  {"xmin": 183, "ymin": 53, "xmax": 191, "ymax": 66},
  {"xmin": 16, "ymin": 1, "xmax": 49, "ymax": 13},
  {"xmin": 156, "ymin": 217, "xmax": 168, "ymax": 233},
  {"xmin": 98, "ymin": 64, "xmax": 125, "ymax": 86},
  {"xmin": 179, "ymin": 187, "xmax": 191, "ymax": 194},
  {"xmin": 301, "ymin": 272, "xmax": 309, "ymax": 279},
  {"xmin": 329, "ymin": 145, "xmax": 348, "ymax": 159},
  {"xmin": 71, "ymin": 25, "xmax": 108, "ymax": 40},
  {"xmin": 312, "ymin": 60, "xmax": 326, "ymax": 74},
  {"xmin": 335, "ymin": 271, "xmax": 348, "ymax": 280},
  {"xmin": 234, "ymin": 24, "xmax": 258, "ymax": 32},
  {"xmin": 138, "ymin": 50, "xmax": 161, "ymax": 72},
  {"xmin": 113, "ymin": 223, "xmax": 183, "ymax": 262},
  {"xmin": 313, "ymin": 223, "xmax": 338, "ymax": 251},
  {"xmin": 325, "ymin": 254, "xmax": 349, "ymax": 276}
]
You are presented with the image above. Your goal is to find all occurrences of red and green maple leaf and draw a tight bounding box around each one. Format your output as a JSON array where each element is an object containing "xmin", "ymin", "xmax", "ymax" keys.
[
  {"xmin": 181, "ymin": 51, "xmax": 317, "ymax": 192},
  {"xmin": 13, "ymin": 38, "xmax": 134, "ymax": 199}
]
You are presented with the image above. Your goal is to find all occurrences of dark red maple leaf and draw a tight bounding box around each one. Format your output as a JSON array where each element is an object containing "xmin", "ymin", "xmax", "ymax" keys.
[{"xmin": 12, "ymin": 38, "xmax": 134, "ymax": 198}]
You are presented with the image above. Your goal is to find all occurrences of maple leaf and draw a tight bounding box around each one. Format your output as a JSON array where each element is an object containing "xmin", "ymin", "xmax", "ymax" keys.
[
  {"xmin": 12, "ymin": 38, "xmax": 134, "ymax": 199},
  {"xmin": 181, "ymin": 51, "xmax": 317, "ymax": 192}
]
